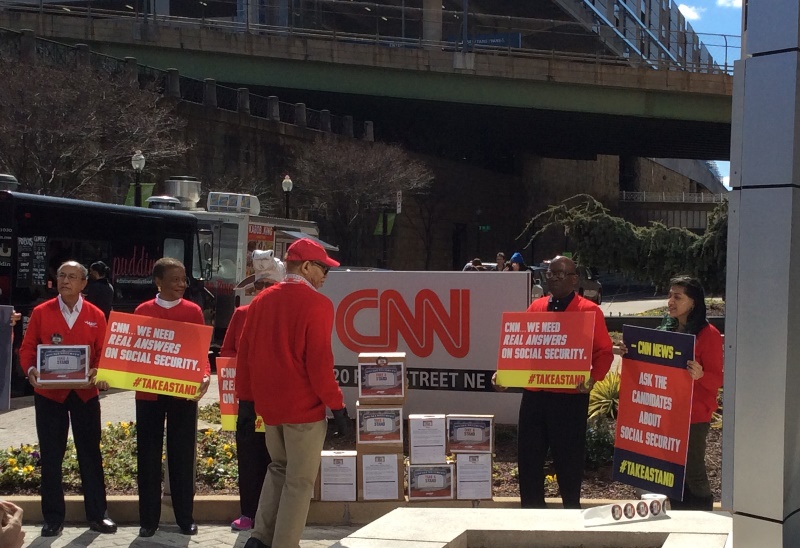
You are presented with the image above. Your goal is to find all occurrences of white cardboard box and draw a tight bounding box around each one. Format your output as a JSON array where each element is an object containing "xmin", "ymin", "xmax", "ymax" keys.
[
  {"xmin": 447, "ymin": 414, "xmax": 494, "ymax": 453},
  {"xmin": 319, "ymin": 450, "xmax": 357, "ymax": 501},
  {"xmin": 358, "ymin": 352, "xmax": 407, "ymax": 405},
  {"xmin": 456, "ymin": 453, "xmax": 493, "ymax": 500},
  {"xmin": 357, "ymin": 453, "xmax": 405, "ymax": 501},
  {"xmin": 356, "ymin": 402, "xmax": 404, "ymax": 453},
  {"xmin": 408, "ymin": 414, "xmax": 447, "ymax": 464},
  {"xmin": 408, "ymin": 463, "xmax": 454, "ymax": 501}
]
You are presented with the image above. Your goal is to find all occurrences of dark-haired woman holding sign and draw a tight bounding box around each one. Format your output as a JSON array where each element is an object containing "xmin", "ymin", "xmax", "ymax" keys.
[{"xmin": 656, "ymin": 275, "xmax": 723, "ymax": 510}]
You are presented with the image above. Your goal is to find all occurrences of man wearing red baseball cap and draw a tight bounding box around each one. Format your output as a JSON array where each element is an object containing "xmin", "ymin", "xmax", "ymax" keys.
[{"xmin": 238, "ymin": 239, "xmax": 349, "ymax": 548}]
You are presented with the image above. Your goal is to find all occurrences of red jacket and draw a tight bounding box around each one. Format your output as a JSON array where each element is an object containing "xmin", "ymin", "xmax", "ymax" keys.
[
  {"xmin": 526, "ymin": 293, "xmax": 614, "ymax": 393},
  {"xmin": 133, "ymin": 299, "xmax": 211, "ymax": 401},
  {"xmin": 689, "ymin": 323, "xmax": 724, "ymax": 424},
  {"xmin": 19, "ymin": 297, "xmax": 107, "ymax": 403},
  {"xmin": 237, "ymin": 281, "xmax": 344, "ymax": 425},
  {"xmin": 220, "ymin": 305, "xmax": 248, "ymax": 359}
]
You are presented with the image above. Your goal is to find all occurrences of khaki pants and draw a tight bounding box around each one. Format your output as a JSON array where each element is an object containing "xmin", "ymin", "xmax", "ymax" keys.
[{"xmin": 251, "ymin": 419, "xmax": 327, "ymax": 548}]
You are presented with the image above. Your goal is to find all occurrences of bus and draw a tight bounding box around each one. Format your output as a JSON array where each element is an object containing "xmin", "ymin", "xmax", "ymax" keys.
[{"xmin": 0, "ymin": 190, "xmax": 200, "ymax": 395}]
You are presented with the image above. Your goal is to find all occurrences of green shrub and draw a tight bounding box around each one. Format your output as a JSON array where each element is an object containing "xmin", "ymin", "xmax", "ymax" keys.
[
  {"xmin": 198, "ymin": 402, "xmax": 222, "ymax": 424},
  {"xmin": 588, "ymin": 371, "xmax": 620, "ymax": 420},
  {"xmin": 585, "ymin": 416, "xmax": 615, "ymax": 470}
]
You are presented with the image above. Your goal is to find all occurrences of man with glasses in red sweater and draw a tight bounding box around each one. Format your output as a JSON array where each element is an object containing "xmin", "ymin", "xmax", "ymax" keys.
[{"xmin": 238, "ymin": 239, "xmax": 349, "ymax": 548}]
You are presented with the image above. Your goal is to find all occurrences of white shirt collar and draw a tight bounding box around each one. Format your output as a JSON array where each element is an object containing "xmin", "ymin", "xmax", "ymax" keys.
[
  {"xmin": 155, "ymin": 295, "xmax": 182, "ymax": 309},
  {"xmin": 58, "ymin": 294, "xmax": 83, "ymax": 315},
  {"xmin": 283, "ymin": 273, "xmax": 317, "ymax": 291}
]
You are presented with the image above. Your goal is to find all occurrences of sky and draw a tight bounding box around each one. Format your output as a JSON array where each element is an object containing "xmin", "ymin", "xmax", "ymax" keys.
[{"xmin": 675, "ymin": 0, "xmax": 743, "ymax": 187}]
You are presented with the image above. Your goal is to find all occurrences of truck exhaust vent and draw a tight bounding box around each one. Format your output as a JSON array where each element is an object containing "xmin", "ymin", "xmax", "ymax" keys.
[
  {"xmin": 207, "ymin": 192, "xmax": 261, "ymax": 215},
  {"xmin": 163, "ymin": 176, "xmax": 202, "ymax": 210}
]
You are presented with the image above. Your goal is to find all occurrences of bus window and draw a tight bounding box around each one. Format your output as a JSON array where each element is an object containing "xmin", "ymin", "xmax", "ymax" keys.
[{"xmin": 164, "ymin": 238, "xmax": 184, "ymax": 263}]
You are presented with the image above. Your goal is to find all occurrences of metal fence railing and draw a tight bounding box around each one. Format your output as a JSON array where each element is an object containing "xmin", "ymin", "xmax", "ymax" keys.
[{"xmin": 619, "ymin": 191, "xmax": 728, "ymax": 203}]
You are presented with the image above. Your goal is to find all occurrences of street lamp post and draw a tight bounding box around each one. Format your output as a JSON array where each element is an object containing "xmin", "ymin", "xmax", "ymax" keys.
[
  {"xmin": 282, "ymin": 174, "xmax": 293, "ymax": 218},
  {"xmin": 131, "ymin": 150, "xmax": 146, "ymax": 207}
]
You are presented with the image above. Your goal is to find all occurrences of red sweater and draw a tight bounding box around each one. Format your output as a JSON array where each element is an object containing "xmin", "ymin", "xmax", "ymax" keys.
[
  {"xmin": 220, "ymin": 305, "xmax": 248, "ymax": 359},
  {"xmin": 526, "ymin": 293, "xmax": 614, "ymax": 393},
  {"xmin": 19, "ymin": 297, "xmax": 107, "ymax": 403},
  {"xmin": 688, "ymin": 323, "xmax": 724, "ymax": 424},
  {"xmin": 237, "ymin": 281, "xmax": 344, "ymax": 425},
  {"xmin": 133, "ymin": 299, "xmax": 210, "ymax": 401}
]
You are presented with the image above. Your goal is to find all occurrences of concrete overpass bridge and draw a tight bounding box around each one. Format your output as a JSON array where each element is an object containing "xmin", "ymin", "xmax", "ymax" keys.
[{"xmin": 0, "ymin": 3, "xmax": 733, "ymax": 164}]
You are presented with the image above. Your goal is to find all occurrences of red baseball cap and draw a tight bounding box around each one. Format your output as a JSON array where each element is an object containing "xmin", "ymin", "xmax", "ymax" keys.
[{"xmin": 286, "ymin": 238, "xmax": 340, "ymax": 267}]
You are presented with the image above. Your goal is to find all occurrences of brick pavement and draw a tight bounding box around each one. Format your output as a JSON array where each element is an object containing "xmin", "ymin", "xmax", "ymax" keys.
[{"xmin": 17, "ymin": 524, "xmax": 360, "ymax": 547}]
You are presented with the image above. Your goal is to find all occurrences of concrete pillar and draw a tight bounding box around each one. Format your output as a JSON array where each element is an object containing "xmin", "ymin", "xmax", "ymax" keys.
[
  {"xmin": 267, "ymin": 96, "xmax": 280, "ymax": 121},
  {"xmin": 363, "ymin": 121, "xmax": 374, "ymax": 142},
  {"xmin": 320, "ymin": 110, "xmax": 331, "ymax": 133},
  {"xmin": 237, "ymin": 88, "xmax": 250, "ymax": 114},
  {"xmin": 124, "ymin": 57, "xmax": 139, "ymax": 87},
  {"xmin": 725, "ymin": 1, "xmax": 800, "ymax": 545},
  {"xmin": 295, "ymin": 103, "xmax": 307, "ymax": 127},
  {"xmin": 20, "ymin": 29, "xmax": 35, "ymax": 64},
  {"xmin": 422, "ymin": 0, "xmax": 442, "ymax": 47},
  {"xmin": 343, "ymin": 115, "xmax": 354, "ymax": 138},
  {"xmin": 203, "ymin": 78, "xmax": 217, "ymax": 107},
  {"xmin": 166, "ymin": 68, "xmax": 181, "ymax": 98},
  {"xmin": 75, "ymin": 43, "xmax": 90, "ymax": 68}
]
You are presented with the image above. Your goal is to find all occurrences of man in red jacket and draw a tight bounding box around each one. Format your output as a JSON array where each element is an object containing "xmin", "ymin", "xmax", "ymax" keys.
[
  {"xmin": 496, "ymin": 256, "xmax": 613, "ymax": 509},
  {"xmin": 238, "ymin": 239, "xmax": 349, "ymax": 548},
  {"xmin": 19, "ymin": 261, "xmax": 116, "ymax": 537}
]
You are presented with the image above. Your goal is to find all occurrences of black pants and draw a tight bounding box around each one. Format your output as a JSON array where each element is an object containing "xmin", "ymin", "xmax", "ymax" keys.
[
  {"xmin": 669, "ymin": 422, "xmax": 713, "ymax": 510},
  {"xmin": 136, "ymin": 396, "xmax": 198, "ymax": 530},
  {"xmin": 35, "ymin": 392, "xmax": 107, "ymax": 525},
  {"xmin": 235, "ymin": 427, "xmax": 270, "ymax": 518},
  {"xmin": 517, "ymin": 390, "xmax": 589, "ymax": 509}
]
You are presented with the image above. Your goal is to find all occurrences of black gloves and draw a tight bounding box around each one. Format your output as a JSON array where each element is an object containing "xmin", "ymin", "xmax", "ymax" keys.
[
  {"xmin": 237, "ymin": 400, "xmax": 256, "ymax": 439},
  {"xmin": 332, "ymin": 407, "xmax": 350, "ymax": 437}
]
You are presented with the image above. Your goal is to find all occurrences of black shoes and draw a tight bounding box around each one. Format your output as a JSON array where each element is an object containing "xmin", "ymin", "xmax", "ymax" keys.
[
  {"xmin": 89, "ymin": 517, "xmax": 118, "ymax": 534},
  {"xmin": 243, "ymin": 537, "xmax": 270, "ymax": 548},
  {"xmin": 179, "ymin": 523, "xmax": 198, "ymax": 535},
  {"xmin": 41, "ymin": 523, "xmax": 63, "ymax": 537},
  {"xmin": 139, "ymin": 526, "xmax": 158, "ymax": 537}
]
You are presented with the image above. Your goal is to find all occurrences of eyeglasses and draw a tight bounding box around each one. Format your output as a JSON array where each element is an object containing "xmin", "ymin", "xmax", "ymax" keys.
[
  {"xmin": 311, "ymin": 261, "xmax": 331, "ymax": 275},
  {"xmin": 57, "ymin": 273, "xmax": 85, "ymax": 281},
  {"xmin": 545, "ymin": 270, "xmax": 578, "ymax": 280}
]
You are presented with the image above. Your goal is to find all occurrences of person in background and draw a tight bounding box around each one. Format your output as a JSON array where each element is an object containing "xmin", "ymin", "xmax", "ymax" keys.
[
  {"xmin": 133, "ymin": 258, "xmax": 211, "ymax": 538},
  {"xmin": 19, "ymin": 261, "xmax": 116, "ymax": 537},
  {"xmin": 621, "ymin": 275, "xmax": 723, "ymax": 510},
  {"xmin": 220, "ymin": 251, "xmax": 286, "ymax": 531},
  {"xmin": 84, "ymin": 261, "xmax": 113, "ymax": 319},
  {"xmin": 0, "ymin": 500, "xmax": 24, "ymax": 548},
  {"xmin": 237, "ymin": 239, "xmax": 349, "ymax": 548},
  {"xmin": 494, "ymin": 255, "xmax": 613, "ymax": 509},
  {"xmin": 505, "ymin": 252, "xmax": 527, "ymax": 271},
  {"xmin": 463, "ymin": 258, "xmax": 486, "ymax": 271},
  {"xmin": 493, "ymin": 252, "xmax": 506, "ymax": 271}
]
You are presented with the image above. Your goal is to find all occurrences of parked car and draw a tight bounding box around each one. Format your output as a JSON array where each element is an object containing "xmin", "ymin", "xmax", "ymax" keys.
[{"xmin": 532, "ymin": 264, "xmax": 602, "ymax": 305}]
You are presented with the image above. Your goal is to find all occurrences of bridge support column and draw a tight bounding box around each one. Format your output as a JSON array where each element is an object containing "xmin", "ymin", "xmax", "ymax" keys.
[
  {"xmin": 363, "ymin": 121, "xmax": 374, "ymax": 142},
  {"xmin": 167, "ymin": 68, "xmax": 181, "ymax": 99},
  {"xmin": 204, "ymin": 78, "xmax": 217, "ymax": 107},
  {"xmin": 20, "ymin": 29, "xmax": 35, "ymax": 64},
  {"xmin": 320, "ymin": 110, "xmax": 331, "ymax": 132},
  {"xmin": 726, "ymin": 1, "xmax": 800, "ymax": 545},
  {"xmin": 343, "ymin": 115, "xmax": 354, "ymax": 138},
  {"xmin": 75, "ymin": 44, "xmax": 90, "ymax": 68},
  {"xmin": 422, "ymin": 0, "xmax": 442, "ymax": 48},
  {"xmin": 237, "ymin": 88, "xmax": 250, "ymax": 115},
  {"xmin": 124, "ymin": 56, "xmax": 138, "ymax": 87},
  {"xmin": 295, "ymin": 103, "xmax": 307, "ymax": 127},
  {"xmin": 267, "ymin": 96, "xmax": 279, "ymax": 121}
]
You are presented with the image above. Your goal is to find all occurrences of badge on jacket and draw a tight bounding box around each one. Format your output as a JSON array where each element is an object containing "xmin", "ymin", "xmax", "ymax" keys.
[{"xmin": 51, "ymin": 333, "xmax": 63, "ymax": 344}]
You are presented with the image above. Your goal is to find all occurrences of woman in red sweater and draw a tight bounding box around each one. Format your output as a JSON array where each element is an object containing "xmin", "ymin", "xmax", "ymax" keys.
[
  {"xmin": 657, "ymin": 275, "xmax": 723, "ymax": 511},
  {"xmin": 133, "ymin": 258, "xmax": 210, "ymax": 538}
]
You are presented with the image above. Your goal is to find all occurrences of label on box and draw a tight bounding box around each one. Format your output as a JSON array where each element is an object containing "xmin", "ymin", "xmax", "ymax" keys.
[
  {"xmin": 447, "ymin": 415, "xmax": 493, "ymax": 453},
  {"xmin": 361, "ymin": 454, "xmax": 401, "ymax": 501},
  {"xmin": 320, "ymin": 451, "xmax": 356, "ymax": 501},
  {"xmin": 408, "ymin": 464, "xmax": 453, "ymax": 500},
  {"xmin": 358, "ymin": 353, "xmax": 406, "ymax": 400},
  {"xmin": 357, "ymin": 407, "xmax": 403, "ymax": 443},
  {"xmin": 456, "ymin": 453, "xmax": 493, "ymax": 500},
  {"xmin": 409, "ymin": 414, "xmax": 447, "ymax": 464}
]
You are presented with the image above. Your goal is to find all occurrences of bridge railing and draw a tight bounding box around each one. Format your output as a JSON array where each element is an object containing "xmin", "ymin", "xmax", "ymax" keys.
[
  {"xmin": 0, "ymin": 0, "xmax": 740, "ymax": 74},
  {"xmin": 0, "ymin": 25, "xmax": 367, "ymax": 138},
  {"xmin": 619, "ymin": 191, "xmax": 728, "ymax": 203}
]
